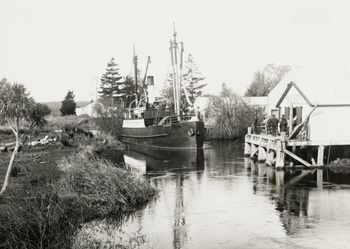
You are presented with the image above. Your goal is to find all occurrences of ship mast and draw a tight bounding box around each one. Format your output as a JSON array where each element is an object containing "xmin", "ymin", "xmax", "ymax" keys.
[
  {"xmin": 169, "ymin": 23, "xmax": 184, "ymax": 116},
  {"xmin": 133, "ymin": 44, "xmax": 138, "ymax": 106}
]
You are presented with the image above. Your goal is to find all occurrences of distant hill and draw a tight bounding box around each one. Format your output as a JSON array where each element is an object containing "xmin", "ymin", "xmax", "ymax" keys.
[{"xmin": 42, "ymin": 101, "xmax": 91, "ymax": 116}]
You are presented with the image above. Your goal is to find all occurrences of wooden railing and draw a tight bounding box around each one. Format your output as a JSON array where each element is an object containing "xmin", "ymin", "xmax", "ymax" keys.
[{"xmin": 158, "ymin": 115, "xmax": 193, "ymax": 126}]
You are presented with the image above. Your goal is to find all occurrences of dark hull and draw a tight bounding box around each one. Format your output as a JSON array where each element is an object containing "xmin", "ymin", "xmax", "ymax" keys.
[{"xmin": 120, "ymin": 120, "xmax": 204, "ymax": 150}]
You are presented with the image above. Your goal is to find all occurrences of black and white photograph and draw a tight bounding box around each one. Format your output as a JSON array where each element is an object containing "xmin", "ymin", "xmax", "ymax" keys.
[{"xmin": 1, "ymin": 0, "xmax": 350, "ymax": 248}]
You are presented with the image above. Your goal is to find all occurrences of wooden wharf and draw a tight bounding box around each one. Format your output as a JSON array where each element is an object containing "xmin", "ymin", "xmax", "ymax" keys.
[{"xmin": 244, "ymin": 128, "xmax": 334, "ymax": 169}]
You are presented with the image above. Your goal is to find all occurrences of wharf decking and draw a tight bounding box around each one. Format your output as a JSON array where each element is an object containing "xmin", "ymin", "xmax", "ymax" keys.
[{"xmin": 244, "ymin": 131, "xmax": 340, "ymax": 169}]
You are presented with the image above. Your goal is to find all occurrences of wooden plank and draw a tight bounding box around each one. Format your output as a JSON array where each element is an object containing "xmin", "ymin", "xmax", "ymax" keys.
[
  {"xmin": 287, "ymin": 140, "xmax": 350, "ymax": 146},
  {"xmin": 284, "ymin": 148, "xmax": 312, "ymax": 167}
]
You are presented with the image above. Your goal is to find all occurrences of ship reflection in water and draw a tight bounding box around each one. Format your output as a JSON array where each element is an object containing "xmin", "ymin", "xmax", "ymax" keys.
[{"xmin": 78, "ymin": 142, "xmax": 350, "ymax": 249}]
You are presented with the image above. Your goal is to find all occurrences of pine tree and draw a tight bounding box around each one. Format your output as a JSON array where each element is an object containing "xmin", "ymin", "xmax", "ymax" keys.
[
  {"xmin": 123, "ymin": 75, "xmax": 138, "ymax": 107},
  {"xmin": 60, "ymin": 90, "xmax": 76, "ymax": 116},
  {"xmin": 161, "ymin": 54, "xmax": 206, "ymax": 105},
  {"xmin": 183, "ymin": 54, "xmax": 206, "ymax": 103},
  {"xmin": 161, "ymin": 72, "xmax": 175, "ymax": 103},
  {"xmin": 99, "ymin": 58, "xmax": 123, "ymax": 100}
]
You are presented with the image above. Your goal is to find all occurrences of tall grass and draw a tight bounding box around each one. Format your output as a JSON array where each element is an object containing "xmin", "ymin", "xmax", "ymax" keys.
[
  {"xmin": 205, "ymin": 93, "xmax": 255, "ymax": 140},
  {"xmin": 57, "ymin": 152, "xmax": 156, "ymax": 217},
  {"xmin": 0, "ymin": 150, "xmax": 156, "ymax": 248}
]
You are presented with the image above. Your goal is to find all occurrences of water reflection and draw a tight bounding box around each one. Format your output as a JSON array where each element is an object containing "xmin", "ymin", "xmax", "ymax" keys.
[
  {"xmin": 124, "ymin": 148, "xmax": 204, "ymax": 174},
  {"xmin": 173, "ymin": 174, "xmax": 186, "ymax": 249},
  {"xmin": 77, "ymin": 142, "xmax": 350, "ymax": 249}
]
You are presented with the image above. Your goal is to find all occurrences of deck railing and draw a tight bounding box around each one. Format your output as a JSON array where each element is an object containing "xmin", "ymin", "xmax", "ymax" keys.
[{"xmin": 158, "ymin": 115, "xmax": 194, "ymax": 126}]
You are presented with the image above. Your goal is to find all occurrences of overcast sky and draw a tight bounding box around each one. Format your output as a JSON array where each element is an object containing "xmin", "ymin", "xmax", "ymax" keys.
[{"xmin": 1, "ymin": 0, "xmax": 350, "ymax": 102}]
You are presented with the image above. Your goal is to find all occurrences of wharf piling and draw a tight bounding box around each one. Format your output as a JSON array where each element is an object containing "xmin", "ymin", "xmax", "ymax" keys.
[{"xmin": 244, "ymin": 130, "xmax": 335, "ymax": 169}]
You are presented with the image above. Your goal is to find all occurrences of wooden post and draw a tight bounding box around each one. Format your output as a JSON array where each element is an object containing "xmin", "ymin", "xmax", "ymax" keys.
[
  {"xmin": 244, "ymin": 142, "xmax": 251, "ymax": 157},
  {"xmin": 317, "ymin": 145, "xmax": 325, "ymax": 166},
  {"xmin": 247, "ymin": 127, "xmax": 252, "ymax": 135},
  {"xmin": 276, "ymin": 133, "xmax": 286, "ymax": 169},
  {"xmin": 258, "ymin": 146, "xmax": 266, "ymax": 162},
  {"xmin": 317, "ymin": 169, "xmax": 323, "ymax": 189},
  {"xmin": 289, "ymin": 102, "xmax": 293, "ymax": 135},
  {"xmin": 276, "ymin": 150, "xmax": 285, "ymax": 169}
]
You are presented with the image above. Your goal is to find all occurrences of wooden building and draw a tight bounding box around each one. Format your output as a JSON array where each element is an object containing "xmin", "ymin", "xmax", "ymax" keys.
[
  {"xmin": 268, "ymin": 68, "xmax": 350, "ymax": 143},
  {"xmin": 245, "ymin": 67, "xmax": 350, "ymax": 168}
]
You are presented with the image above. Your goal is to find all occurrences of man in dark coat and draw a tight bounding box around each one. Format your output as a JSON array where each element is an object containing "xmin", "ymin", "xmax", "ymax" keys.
[
  {"xmin": 269, "ymin": 114, "xmax": 279, "ymax": 136},
  {"xmin": 279, "ymin": 115, "xmax": 288, "ymax": 134}
]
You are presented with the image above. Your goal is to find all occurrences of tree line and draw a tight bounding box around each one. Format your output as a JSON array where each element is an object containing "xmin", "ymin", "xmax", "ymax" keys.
[{"xmin": 98, "ymin": 54, "xmax": 207, "ymax": 107}]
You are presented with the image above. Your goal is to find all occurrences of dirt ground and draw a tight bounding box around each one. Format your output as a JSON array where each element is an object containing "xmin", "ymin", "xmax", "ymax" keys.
[{"xmin": 0, "ymin": 133, "xmax": 77, "ymax": 197}]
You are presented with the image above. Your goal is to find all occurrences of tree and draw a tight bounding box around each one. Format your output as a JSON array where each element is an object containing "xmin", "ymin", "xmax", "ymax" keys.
[
  {"xmin": 220, "ymin": 83, "xmax": 232, "ymax": 98},
  {"xmin": 29, "ymin": 103, "xmax": 51, "ymax": 128},
  {"xmin": 245, "ymin": 64, "xmax": 291, "ymax": 96},
  {"xmin": 161, "ymin": 72, "xmax": 175, "ymax": 103},
  {"xmin": 123, "ymin": 75, "xmax": 140, "ymax": 107},
  {"xmin": 60, "ymin": 90, "xmax": 76, "ymax": 116},
  {"xmin": 99, "ymin": 58, "xmax": 123, "ymax": 101},
  {"xmin": 206, "ymin": 84, "xmax": 255, "ymax": 139},
  {"xmin": 161, "ymin": 53, "xmax": 206, "ymax": 106},
  {"xmin": 94, "ymin": 96, "xmax": 124, "ymax": 137},
  {"xmin": 0, "ymin": 81, "xmax": 35, "ymax": 195},
  {"xmin": 183, "ymin": 54, "xmax": 206, "ymax": 103}
]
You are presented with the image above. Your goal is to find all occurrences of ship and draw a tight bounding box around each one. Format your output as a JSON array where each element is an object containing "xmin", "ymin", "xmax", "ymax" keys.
[{"xmin": 120, "ymin": 28, "xmax": 205, "ymax": 150}]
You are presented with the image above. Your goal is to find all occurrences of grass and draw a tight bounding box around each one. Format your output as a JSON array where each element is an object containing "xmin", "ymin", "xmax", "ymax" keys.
[
  {"xmin": 45, "ymin": 115, "xmax": 96, "ymax": 131},
  {"xmin": 57, "ymin": 152, "xmax": 156, "ymax": 217},
  {"xmin": 0, "ymin": 133, "xmax": 156, "ymax": 248}
]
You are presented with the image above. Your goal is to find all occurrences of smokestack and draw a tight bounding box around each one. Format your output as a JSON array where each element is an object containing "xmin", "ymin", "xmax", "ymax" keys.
[{"xmin": 147, "ymin": 76, "xmax": 154, "ymax": 86}]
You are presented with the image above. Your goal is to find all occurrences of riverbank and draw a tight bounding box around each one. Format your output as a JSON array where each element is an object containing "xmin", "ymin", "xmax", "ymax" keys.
[{"xmin": 0, "ymin": 121, "xmax": 157, "ymax": 248}]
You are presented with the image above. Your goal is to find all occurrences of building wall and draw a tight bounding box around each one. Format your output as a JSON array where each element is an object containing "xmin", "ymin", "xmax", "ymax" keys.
[
  {"xmin": 268, "ymin": 79, "xmax": 291, "ymax": 115},
  {"xmin": 278, "ymin": 86, "xmax": 312, "ymax": 121},
  {"xmin": 278, "ymin": 86, "xmax": 350, "ymax": 142},
  {"xmin": 309, "ymin": 106, "xmax": 350, "ymax": 142}
]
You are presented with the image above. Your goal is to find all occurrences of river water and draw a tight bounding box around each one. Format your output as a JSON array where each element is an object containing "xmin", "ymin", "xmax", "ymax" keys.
[{"xmin": 77, "ymin": 141, "xmax": 350, "ymax": 249}]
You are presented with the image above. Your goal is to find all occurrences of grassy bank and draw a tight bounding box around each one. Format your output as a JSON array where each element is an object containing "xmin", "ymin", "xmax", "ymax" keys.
[{"xmin": 0, "ymin": 119, "xmax": 156, "ymax": 248}]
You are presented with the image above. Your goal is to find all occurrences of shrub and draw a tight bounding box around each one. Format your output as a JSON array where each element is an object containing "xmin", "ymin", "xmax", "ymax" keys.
[
  {"xmin": 205, "ymin": 92, "xmax": 255, "ymax": 140},
  {"xmin": 94, "ymin": 97, "xmax": 124, "ymax": 137}
]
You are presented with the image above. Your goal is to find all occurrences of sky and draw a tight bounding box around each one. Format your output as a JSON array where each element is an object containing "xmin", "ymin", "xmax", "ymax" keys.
[{"xmin": 1, "ymin": 0, "xmax": 350, "ymax": 102}]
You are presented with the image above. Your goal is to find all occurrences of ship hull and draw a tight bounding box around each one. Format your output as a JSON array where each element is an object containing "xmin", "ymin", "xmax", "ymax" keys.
[{"xmin": 120, "ymin": 120, "xmax": 204, "ymax": 150}]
